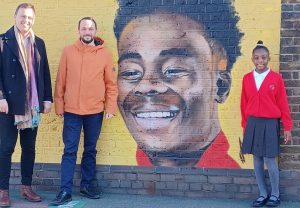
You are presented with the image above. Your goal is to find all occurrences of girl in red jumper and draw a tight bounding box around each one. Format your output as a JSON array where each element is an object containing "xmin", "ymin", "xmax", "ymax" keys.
[{"xmin": 240, "ymin": 41, "xmax": 292, "ymax": 207}]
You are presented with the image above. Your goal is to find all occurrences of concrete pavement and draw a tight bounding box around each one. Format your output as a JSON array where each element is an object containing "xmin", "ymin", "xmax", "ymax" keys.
[{"xmin": 7, "ymin": 190, "xmax": 300, "ymax": 208}]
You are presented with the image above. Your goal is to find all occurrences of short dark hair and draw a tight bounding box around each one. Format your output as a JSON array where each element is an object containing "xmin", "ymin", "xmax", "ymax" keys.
[
  {"xmin": 78, "ymin": 17, "xmax": 97, "ymax": 30},
  {"xmin": 252, "ymin": 40, "xmax": 269, "ymax": 55},
  {"xmin": 15, "ymin": 3, "xmax": 35, "ymax": 15},
  {"xmin": 114, "ymin": 0, "xmax": 243, "ymax": 72}
]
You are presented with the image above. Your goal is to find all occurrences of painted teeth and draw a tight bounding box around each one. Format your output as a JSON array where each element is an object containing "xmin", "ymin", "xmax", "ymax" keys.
[{"xmin": 135, "ymin": 111, "xmax": 177, "ymax": 118}]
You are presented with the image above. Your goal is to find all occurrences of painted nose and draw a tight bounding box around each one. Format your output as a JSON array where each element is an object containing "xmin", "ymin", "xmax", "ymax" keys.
[
  {"xmin": 134, "ymin": 89, "xmax": 159, "ymax": 97},
  {"xmin": 133, "ymin": 79, "xmax": 168, "ymax": 97}
]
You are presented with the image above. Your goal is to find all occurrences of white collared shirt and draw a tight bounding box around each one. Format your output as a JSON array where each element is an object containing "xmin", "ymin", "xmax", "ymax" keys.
[{"xmin": 253, "ymin": 68, "xmax": 270, "ymax": 90}]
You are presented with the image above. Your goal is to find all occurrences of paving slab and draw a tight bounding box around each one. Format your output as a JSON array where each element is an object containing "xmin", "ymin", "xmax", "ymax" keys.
[{"xmin": 7, "ymin": 190, "xmax": 300, "ymax": 208}]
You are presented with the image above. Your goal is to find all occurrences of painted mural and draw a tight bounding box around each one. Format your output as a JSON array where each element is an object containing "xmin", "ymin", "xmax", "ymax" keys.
[
  {"xmin": 114, "ymin": 1, "xmax": 242, "ymax": 168},
  {"xmin": 0, "ymin": 0, "xmax": 282, "ymax": 169}
]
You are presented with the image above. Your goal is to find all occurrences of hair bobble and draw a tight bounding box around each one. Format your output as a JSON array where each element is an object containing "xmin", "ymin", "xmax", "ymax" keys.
[
  {"xmin": 253, "ymin": 40, "xmax": 269, "ymax": 54},
  {"xmin": 256, "ymin": 40, "xmax": 264, "ymax": 46}
]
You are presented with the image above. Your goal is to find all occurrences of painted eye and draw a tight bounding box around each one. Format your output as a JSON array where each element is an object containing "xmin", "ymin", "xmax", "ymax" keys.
[
  {"xmin": 119, "ymin": 69, "xmax": 143, "ymax": 81},
  {"xmin": 163, "ymin": 67, "xmax": 191, "ymax": 79}
]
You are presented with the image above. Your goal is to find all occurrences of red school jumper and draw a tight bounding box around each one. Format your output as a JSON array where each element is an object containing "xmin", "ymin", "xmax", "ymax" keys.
[{"xmin": 240, "ymin": 69, "xmax": 292, "ymax": 132}]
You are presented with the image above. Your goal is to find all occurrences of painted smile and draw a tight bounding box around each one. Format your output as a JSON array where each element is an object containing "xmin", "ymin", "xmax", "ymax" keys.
[
  {"xmin": 130, "ymin": 105, "xmax": 180, "ymax": 130},
  {"xmin": 134, "ymin": 110, "xmax": 179, "ymax": 119},
  {"xmin": 121, "ymin": 89, "xmax": 186, "ymax": 132}
]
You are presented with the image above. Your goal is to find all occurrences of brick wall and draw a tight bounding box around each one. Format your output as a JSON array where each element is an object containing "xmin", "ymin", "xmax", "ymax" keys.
[
  {"xmin": 280, "ymin": 0, "xmax": 300, "ymax": 170},
  {"xmin": 1, "ymin": 0, "xmax": 300, "ymax": 202},
  {"xmin": 0, "ymin": 0, "xmax": 285, "ymax": 169},
  {"xmin": 8, "ymin": 163, "xmax": 300, "ymax": 201}
]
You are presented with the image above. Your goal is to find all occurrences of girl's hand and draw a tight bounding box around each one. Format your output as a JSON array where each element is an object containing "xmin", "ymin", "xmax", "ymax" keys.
[{"xmin": 284, "ymin": 131, "xmax": 292, "ymax": 144}]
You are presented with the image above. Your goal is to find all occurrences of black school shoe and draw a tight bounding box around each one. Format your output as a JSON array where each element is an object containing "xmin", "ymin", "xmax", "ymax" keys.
[
  {"xmin": 252, "ymin": 196, "xmax": 269, "ymax": 207},
  {"xmin": 265, "ymin": 195, "xmax": 280, "ymax": 207},
  {"xmin": 80, "ymin": 186, "xmax": 100, "ymax": 199}
]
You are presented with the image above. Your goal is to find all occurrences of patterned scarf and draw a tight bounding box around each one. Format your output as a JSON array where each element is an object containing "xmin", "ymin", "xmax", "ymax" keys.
[{"xmin": 14, "ymin": 26, "xmax": 40, "ymax": 129}]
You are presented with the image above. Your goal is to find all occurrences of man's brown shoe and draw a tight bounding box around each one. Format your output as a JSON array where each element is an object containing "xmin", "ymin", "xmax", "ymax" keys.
[
  {"xmin": 0, "ymin": 189, "xmax": 11, "ymax": 207},
  {"xmin": 20, "ymin": 185, "xmax": 42, "ymax": 202}
]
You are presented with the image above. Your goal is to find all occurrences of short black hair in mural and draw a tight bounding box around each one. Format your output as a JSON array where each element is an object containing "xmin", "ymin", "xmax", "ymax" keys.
[{"xmin": 114, "ymin": 0, "xmax": 243, "ymax": 71}]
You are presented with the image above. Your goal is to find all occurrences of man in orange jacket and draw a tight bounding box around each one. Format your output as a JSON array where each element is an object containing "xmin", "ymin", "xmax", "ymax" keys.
[{"xmin": 50, "ymin": 17, "xmax": 118, "ymax": 206}]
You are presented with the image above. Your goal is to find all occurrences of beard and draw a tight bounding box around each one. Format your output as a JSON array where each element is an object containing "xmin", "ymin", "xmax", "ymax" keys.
[{"xmin": 81, "ymin": 36, "xmax": 94, "ymax": 44}]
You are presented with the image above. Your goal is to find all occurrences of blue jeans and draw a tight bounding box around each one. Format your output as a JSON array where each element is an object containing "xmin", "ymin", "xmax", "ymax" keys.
[{"xmin": 60, "ymin": 112, "xmax": 103, "ymax": 194}]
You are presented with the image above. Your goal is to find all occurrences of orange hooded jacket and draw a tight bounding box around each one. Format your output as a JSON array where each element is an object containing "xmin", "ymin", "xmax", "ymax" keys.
[{"xmin": 55, "ymin": 38, "xmax": 118, "ymax": 115}]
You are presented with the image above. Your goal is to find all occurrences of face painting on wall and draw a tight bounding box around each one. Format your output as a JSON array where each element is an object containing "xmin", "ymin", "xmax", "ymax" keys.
[
  {"xmin": 0, "ymin": 0, "xmax": 283, "ymax": 169},
  {"xmin": 114, "ymin": 0, "xmax": 243, "ymax": 168}
]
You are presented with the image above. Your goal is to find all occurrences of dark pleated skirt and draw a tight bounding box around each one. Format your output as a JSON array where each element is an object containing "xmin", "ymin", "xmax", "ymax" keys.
[{"xmin": 241, "ymin": 116, "xmax": 280, "ymax": 157}]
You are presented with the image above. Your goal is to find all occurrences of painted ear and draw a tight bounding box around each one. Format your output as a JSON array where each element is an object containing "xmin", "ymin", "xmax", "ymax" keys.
[
  {"xmin": 214, "ymin": 57, "xmax": 231, "ymax": 103},
  {"xmin": 215, "ymin": 70, "xmax": 231, "ymax": 103}
]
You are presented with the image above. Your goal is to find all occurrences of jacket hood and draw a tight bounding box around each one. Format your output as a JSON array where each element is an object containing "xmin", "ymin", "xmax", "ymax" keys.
[{"xmin": 74, "ymin": 36, "xmax": 105, "ymax": 52}]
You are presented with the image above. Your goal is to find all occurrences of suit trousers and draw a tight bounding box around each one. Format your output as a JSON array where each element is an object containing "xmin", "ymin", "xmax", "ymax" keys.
[{"xmin": 0, "ymin": 113, "xmax": 38, "ymax": 189}]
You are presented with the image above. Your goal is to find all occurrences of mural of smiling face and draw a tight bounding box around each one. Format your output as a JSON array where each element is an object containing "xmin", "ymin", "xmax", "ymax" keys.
[{"xmin": 117, "ymin": 14, "xmax": 225, "ymax": 166}]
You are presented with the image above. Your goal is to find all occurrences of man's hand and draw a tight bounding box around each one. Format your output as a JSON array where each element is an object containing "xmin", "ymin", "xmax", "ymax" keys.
[
  {"xmin": 56, "ymin": 112, "xmax": 64, "ymax": 118},
  {"xmin": 105, "ymin": 112, "xmax": 115, "ymax": 120},
  {"xmin": 43, "ymin": 102, "xmax": 52, "ymax": 114},
  {"xmin": 284, "ymin": 131, "xmax": 292, "ymax": 144},
  {"xmin": 0, "ymin": 99, "xmax": 8, "ymax": 114}
]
